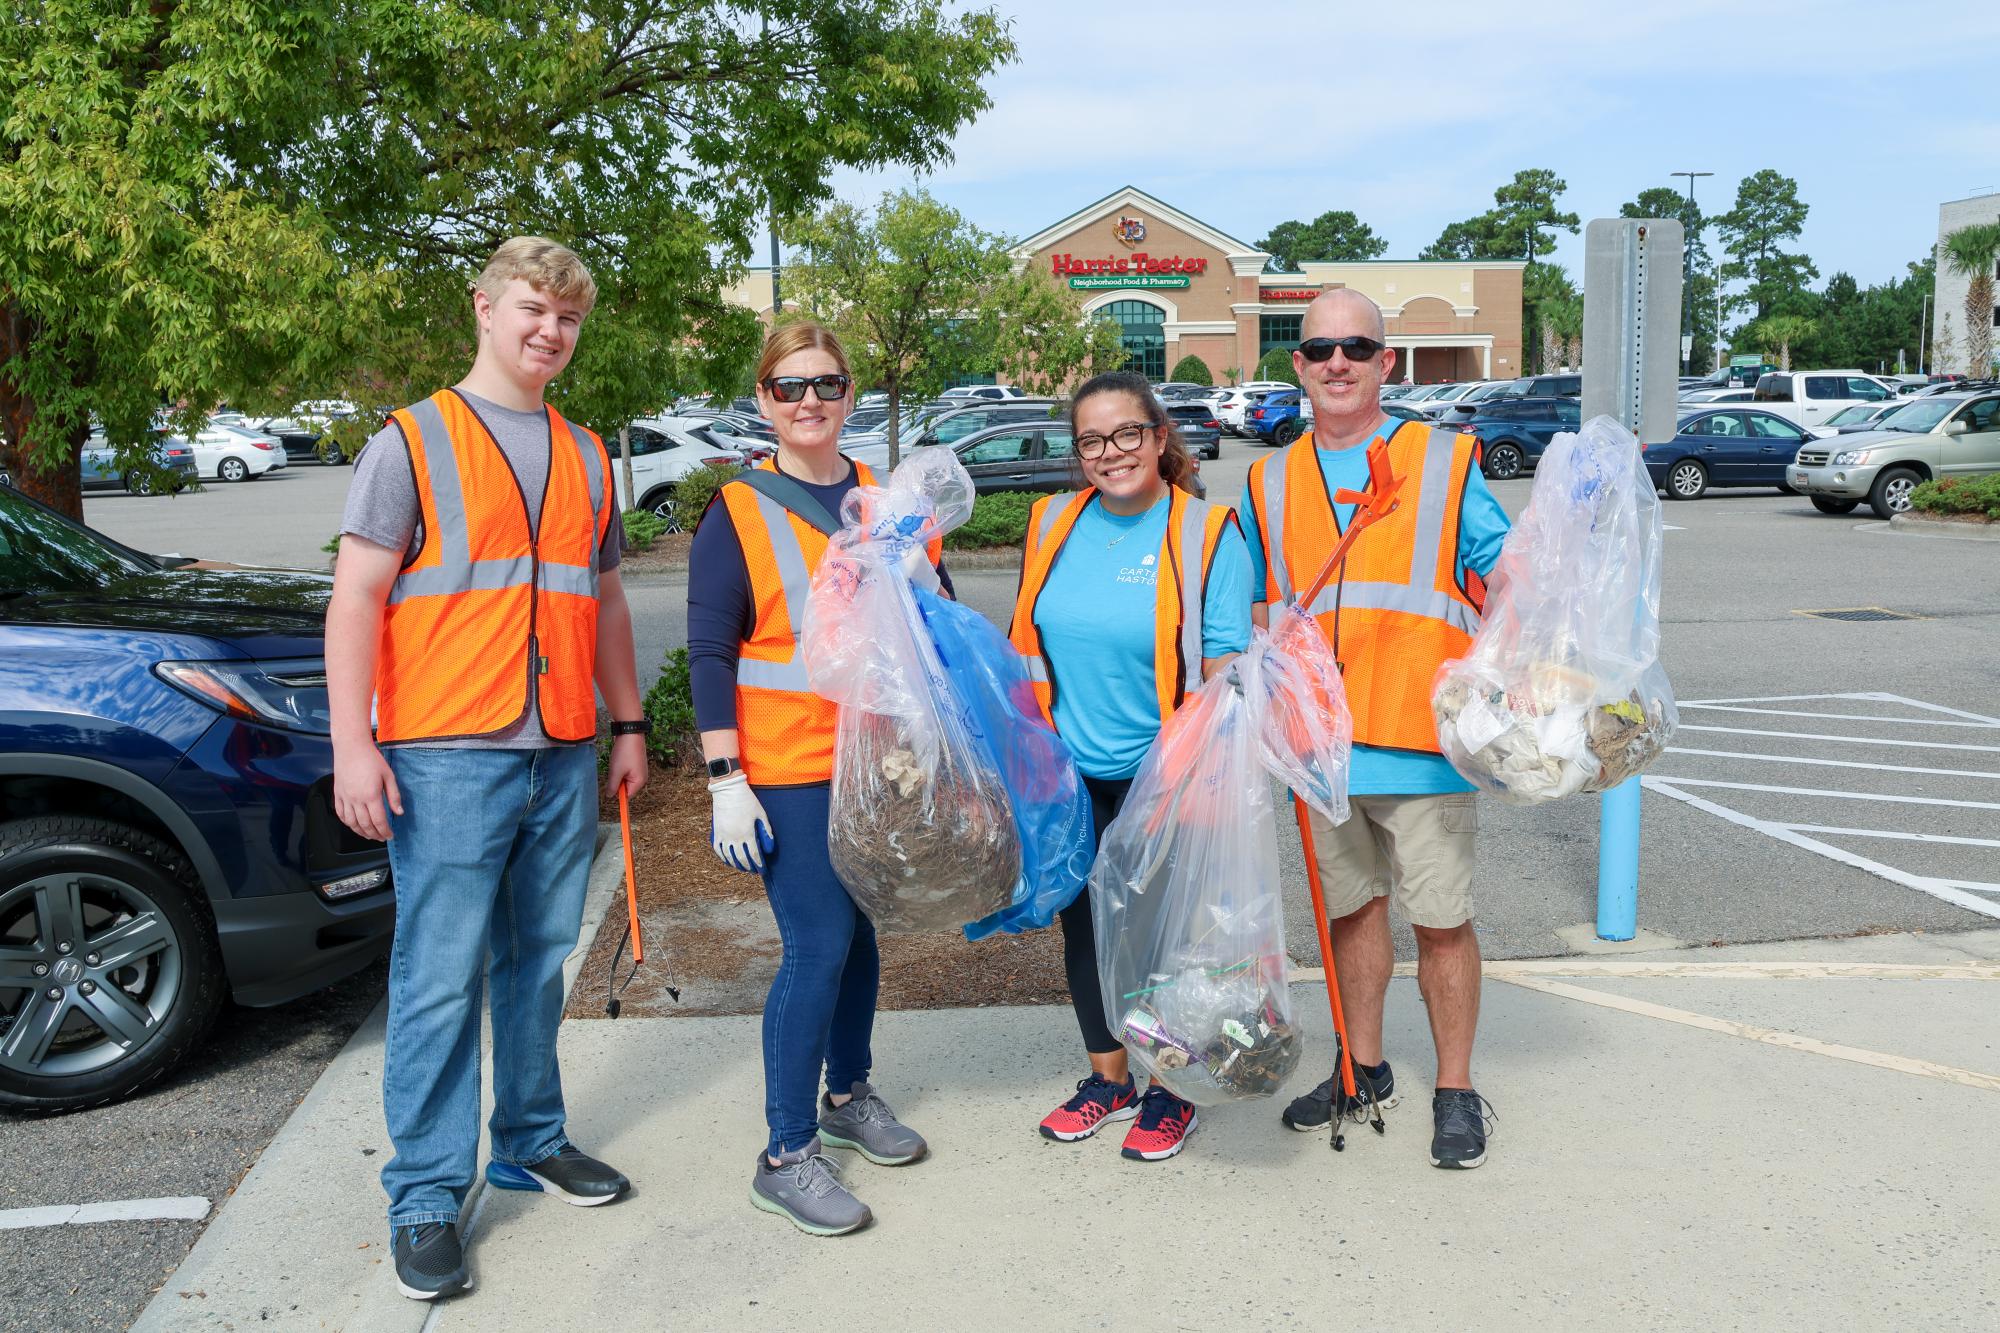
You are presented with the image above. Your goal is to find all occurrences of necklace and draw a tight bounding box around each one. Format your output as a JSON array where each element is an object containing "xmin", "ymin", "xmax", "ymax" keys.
[{"xmin": 1106, "ymin": 527, "xmax": 1134, "ymax": 549}]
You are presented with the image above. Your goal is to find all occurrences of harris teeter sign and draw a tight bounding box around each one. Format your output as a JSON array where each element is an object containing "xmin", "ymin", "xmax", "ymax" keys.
[{"xmin": 1051, "ymin": 252, "xmax": 1205, "ymax": 290}]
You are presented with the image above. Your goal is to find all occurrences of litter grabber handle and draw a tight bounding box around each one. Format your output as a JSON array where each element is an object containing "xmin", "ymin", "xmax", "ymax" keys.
[
  {"xmin": 1294, "ymin": 794, "xmax": 1385, "ymax": 1149},
  {"xmin": 619, "ymin": 783, "xmax": 643, "ymax": 965},
  {"xmin": 1294, "ymin": 438, "xmax": 1404, "ymax": 611}
]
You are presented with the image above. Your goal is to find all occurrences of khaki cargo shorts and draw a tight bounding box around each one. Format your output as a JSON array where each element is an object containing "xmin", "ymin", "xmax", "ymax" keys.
[{"xmin": 1304, "ymin": 793, "xmax": 1479, "ymax": 929}]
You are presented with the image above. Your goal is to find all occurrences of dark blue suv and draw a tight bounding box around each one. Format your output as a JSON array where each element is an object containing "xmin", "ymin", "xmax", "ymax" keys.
[{"xmin": 0, "ymin": 485, "xmax": 391, "ymax": 1111}]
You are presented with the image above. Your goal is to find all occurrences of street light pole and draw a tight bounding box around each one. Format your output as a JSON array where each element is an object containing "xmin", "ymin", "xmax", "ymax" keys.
[
  {"xmin": 1917, "ymin": 291, "xmax": 1930, "ymax": 376},
  {"xmin": 1671, "ymin": 171, "xmax": 1713, "ymax": 375}
]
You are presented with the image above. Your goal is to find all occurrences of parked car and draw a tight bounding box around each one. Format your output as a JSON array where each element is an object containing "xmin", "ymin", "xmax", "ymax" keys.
[
  {"xmin": 1164, "ymin": 403, "xmax": 1223, "ymax": 460},
  {"xmin": 160, "ymin": 423, "xmax": 280, "ymax": 482},
  {"xmin": 1383, "ymin": 402, "xmax": 1428, "ymax": 424},
  {"xmin": 1246, "ymin": 389, "xmax": 1306, "ymax": 445},
  {"xmin": 1823, "ymin": 401, "xmax": 1906, "ymax": 433},
  {"xmin": 904, "ymin": 399, "xmax": 1058, "ymax": 451},
  {"xmin": 1645, "ymin": 407, "xmax": 1812, "ymax": 500},
  {"xmin": 1379, "ymin": 383, "xmax": 1420, "ymax": 401},
  {"xmin": 1213, "ymin": 388, "xmax": 1273, "ymax": 436},
  {"xmin": 605, "ymin": 420, "xmax": 749, "ymax": 528},
  {"xmin": 1749, "ymin": 370, "xmax": 1897, "ymax": 431},
  {"xmin": 939, "ymin": 384, "xmax": 1028, "ymax": 402},
  {"xmin": 1497, "ymin": 373, "xmax": 1582, "ymax": 399},
  {"xmin": 1463, "ymin": 397, "xmax": 1582, "ymax": 479},
  {"xmin": 1679, "ymin": 387, "xmax": 1757, "ymax": 405},
  {"xmin": 79, "ymin": 434, "xmax": 200, "ymax": 495},
  {"xmin": 1419, "ymin": 381, "xmax": 1509, "ymax": 422},
  {"xmin": 0, "ymin": 484, "xmax": 393, "ymax": 1110},
  {"xmin": 216, "ymin": 423, "xmax": 287, "ymax": 472},
  {"xmin": 1787, "ymin": 389, "xmax": 2000, "ymax": 518},
  {"xmin": 253, "ymin": 415, "xmax": 352, "ymax": 466}
]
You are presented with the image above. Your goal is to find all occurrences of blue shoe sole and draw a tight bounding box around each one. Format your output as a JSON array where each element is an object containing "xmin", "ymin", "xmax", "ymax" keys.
[{"xmin": 484, "ymin": 1160, "xmax": 624, "ymax": 1207}]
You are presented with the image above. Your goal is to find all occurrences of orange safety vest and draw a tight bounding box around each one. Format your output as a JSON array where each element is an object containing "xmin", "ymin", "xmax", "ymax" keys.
[
  {"xmin": 375, "ymin": 389, "xmax": 614, "ymax": 744},
  {"xmin": 1245, "ymin": 420, "xmax": 1487, "ymax": 754},
  {"xmin": 1008, "ymin": 487, "xmax": 1236, "ymax": 727},
  {"xmin": 716, "ymin": 456, "xmax": 943, "ymax": 787}
]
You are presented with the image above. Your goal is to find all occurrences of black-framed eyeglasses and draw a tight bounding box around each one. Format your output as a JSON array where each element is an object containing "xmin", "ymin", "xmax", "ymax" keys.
[
  {"xmin": 1298, "ymin": 336, "xmax": 1387, "ymax": 363},
  {"xmin": 760, "ymin": 373, "xmax": 851, "ymax": 402},
  {"xmin": 1073, "ymin": 422, "xmax": 1156, "ymax": 459}
]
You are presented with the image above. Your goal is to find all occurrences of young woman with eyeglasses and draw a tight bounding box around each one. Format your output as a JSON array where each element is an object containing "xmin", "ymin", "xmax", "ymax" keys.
[
  {"xmin": 687, "ymin": 321, "xmax": 950, "ymax": 1235},
  {"xmin": 1007, "ymin": 369, "xmax": 1252, "ymax": 1161}
]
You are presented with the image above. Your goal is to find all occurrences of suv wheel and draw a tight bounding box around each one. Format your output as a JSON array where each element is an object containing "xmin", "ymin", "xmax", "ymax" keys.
[
  {"xmin": 1868, "ymin": 467, "xmax": 1920, "ymax": 520},
  {"xmin": 1810, "ymin": 497, "xmax": 1859, "ymax": 515},
  {"xmin": 317, "ymin": 441, "xmax": 346, "ymax": 466},
  {"xmin": 123, "ymin": 472, "xmax": 157, "ymax": 497},
  {"xmin": 1666, "ymin": 459, "xmax": 1708, "ymax": 500},
  {"xmin": 1483, "ymin": 442, "xmax": 1524, "ymax": 481},
  {"xmin": 0, "ymin": 817, "xmax": 224, "ymax": 1112},
  {"xmin": 217, "ymin": 457, "xmax": 249, "ymax": 483},
  {"xmin": 1273, "ymin": 418, "xmax": 1305, "ymax": 447},
  {"xmin": 643, "ymin": 489, "xmax": 682, "ymax": 533}
]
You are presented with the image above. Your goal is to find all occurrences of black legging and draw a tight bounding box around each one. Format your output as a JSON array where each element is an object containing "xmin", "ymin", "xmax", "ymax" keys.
[{"xmin": 1060, "ymin": 775, "xmax": 1133, "ymax": 1055}]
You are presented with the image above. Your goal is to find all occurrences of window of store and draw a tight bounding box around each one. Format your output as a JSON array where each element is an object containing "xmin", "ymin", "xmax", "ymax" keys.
[
  {"xmin": 1096, "ymin": 300, "xmax": 1166, "ymax": 381},
  {"xmin": 1259, "ymin": 313, "xmax": 1303, "ymax": 358}
]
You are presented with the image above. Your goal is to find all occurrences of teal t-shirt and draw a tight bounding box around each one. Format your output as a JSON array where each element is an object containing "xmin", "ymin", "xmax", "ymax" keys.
[
  {"xmin": 1034, "ymin": 494, "xmax": 1253, "ymax": 781},
  {"xmin": 1237, "ymin": 422, "xmax": 1511, "ymax": 796}
]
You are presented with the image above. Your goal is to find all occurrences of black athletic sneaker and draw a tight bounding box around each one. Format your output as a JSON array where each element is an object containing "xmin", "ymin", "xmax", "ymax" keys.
[
  {"xmin": 1430, "ymin": 1088, "xmax": 1496, "ymax": 1169},
  {"xmin": 1281, "ymin": 1057, "xmax": 1398, "ymax": 1132},
  {"xmin": 392, "ymin": 1221, "xmax": 470, "ymax": 1301}
]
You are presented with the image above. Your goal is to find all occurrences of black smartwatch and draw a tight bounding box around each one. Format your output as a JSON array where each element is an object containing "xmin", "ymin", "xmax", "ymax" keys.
[
  {"xmin": 610, "ymin": 719, "xmax": 652, "ymax": 737},
  {"xmin": 706, "ymin": 755, "xmax": 742, "ymax": 780}
]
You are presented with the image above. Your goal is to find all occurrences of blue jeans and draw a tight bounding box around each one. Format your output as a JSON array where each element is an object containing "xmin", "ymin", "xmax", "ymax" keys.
[
  {"xmin": 379, "ymin": 744, "xmax": 596, "ymax": 1228},
  {"xmin": 758, "ymin": 783, "xmax": 879, "ymax": 1156}
]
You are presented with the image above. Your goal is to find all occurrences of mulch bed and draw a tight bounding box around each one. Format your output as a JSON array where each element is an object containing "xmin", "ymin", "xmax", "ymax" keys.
[{"xmin": 567, "ymin": 763, "xmax": 1072, "ymax": 1021}]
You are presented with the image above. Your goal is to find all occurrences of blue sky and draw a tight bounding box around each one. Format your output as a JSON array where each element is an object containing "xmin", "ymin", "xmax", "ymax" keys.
[{"xmin": 824, "ymin": 0, "xmax": 2000, "ymax": 293}]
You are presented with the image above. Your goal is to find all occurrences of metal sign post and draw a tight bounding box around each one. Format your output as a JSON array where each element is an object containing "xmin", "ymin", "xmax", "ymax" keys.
[{"xmin": 1581, "ymin": 217, "xmax": 1683, "ymax": 941}]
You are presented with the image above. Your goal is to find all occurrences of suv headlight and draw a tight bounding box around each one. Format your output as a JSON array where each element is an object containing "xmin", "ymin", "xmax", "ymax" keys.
[
  {"xmin": 156, "ymin": 657, "xmax": 332, "ymax": 734},
  {"xmin": 1832, "ymin": 449, "xmax": 1873, "ymax": 466}
]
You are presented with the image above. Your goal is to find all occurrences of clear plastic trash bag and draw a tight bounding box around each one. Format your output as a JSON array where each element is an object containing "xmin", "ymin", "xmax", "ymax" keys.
[
  {"xmin": 910, "ymin": 589, "xmax": 1094, "ymax": 942},
  {"xmin": 1432, "ymin": 415, "xmax": 1678, "ymax": 803},
  {"xmin": 1090, "ymin": 606, "xmax": 1352, "ymax": 1104},
  {"xmin": 802, "ymin": 448, "xmax": 1020, "ymax": 932}
]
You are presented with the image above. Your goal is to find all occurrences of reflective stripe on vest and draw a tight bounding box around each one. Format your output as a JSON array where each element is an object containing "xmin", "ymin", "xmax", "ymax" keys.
[
  {"xmin": 375, "ymin": 391, "xmax": 611, "ymax": 743},
  {"xmin": 1008, "ymin": 488, "xmax": 1229, "ymax": 727},
  {"xmin": 1253, "ymin": 420, "xmax": 1483, "ymax": 753}
]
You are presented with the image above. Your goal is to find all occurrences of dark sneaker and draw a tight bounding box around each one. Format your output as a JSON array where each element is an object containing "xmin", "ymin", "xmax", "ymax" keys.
[
  {"xmin": 486, "ymin": 1144, "xmax": 630, "ymax": 1206},
  {"xmin": 1431, "ymin": 1088, "xmax": 1496, "ymax": 1169},
  {"xmin": 1119, "ymin": 1085, "xmax": 1198, "ymax": 1161},
  {"xmin": 1039, "ymin": 1073, "xmax": 1139, "ymax": 1142},
  {"xmin": 750, "ymin": 1143, "xmax": 872, "ymax": 1237},
  {"xmin": 817, "ymin": 1081, "xmax": 928, "ymax": 1165},
  {"xmin": 392, "ymin": 1221, "xmax": 470, "ymax": 1301},
  {"xmin": 1282, "ymin": 1058, "xmax": 1399, "ymax": 1132}
]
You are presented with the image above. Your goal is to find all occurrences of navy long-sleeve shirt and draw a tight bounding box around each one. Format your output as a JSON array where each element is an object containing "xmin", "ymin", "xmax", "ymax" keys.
[{"xmin": 687, "ymin": 463, "xmax": 952, "ymax": 732}]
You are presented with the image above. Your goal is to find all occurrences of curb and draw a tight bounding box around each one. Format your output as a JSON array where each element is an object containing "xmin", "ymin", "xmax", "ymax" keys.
[
  {"xmin": 1887, "ymin": 512, "xmax": 2000, "ymax": 540},
  {"xmin": 131, "ymin": 823, "xmax": 624, "ymax": 1333}
]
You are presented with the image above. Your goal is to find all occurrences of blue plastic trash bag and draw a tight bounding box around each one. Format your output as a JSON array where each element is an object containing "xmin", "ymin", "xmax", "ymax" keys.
[{"xmin": 913, "ymin": 589, "xmax": 1094, "ymax": 940}]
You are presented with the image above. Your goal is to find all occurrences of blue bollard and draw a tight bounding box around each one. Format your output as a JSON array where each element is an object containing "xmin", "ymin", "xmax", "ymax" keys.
[{"xmin": 1596, "ymin": 777, "xmax": 1640, "ymax": 940}]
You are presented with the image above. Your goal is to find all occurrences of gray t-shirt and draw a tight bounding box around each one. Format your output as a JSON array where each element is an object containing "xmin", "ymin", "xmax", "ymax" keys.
[{"xmin": 340, "ymin": 389, "xmax": 623, "ymax": 749}]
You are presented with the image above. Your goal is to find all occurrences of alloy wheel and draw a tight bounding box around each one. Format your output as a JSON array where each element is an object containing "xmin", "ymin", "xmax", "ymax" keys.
[
  {"xmin": 1670, "ymin": 462, "xmax": 1706, "ymax": 499},
  {"xmin": 1485, "ymin": 445, "xmax": 1523, "ymax": 481},
  {"xmin": 650, "ymin": 494, "xmax": 682, "ymax": 533},
  {"xmin": 1881, "ymin": 476, "xmax": 1915, "ymax": 512}
]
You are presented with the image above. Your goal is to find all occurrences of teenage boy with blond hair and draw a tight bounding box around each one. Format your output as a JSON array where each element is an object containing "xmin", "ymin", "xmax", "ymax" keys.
[{"xmin": 328, "ymin": 236, "xmax": 649, "ymax": 1300}]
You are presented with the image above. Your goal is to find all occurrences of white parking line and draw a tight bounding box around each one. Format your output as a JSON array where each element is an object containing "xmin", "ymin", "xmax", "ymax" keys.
[
  {"xmin": 1681, "ymin": 705, "xmax": 2000, "ymax": 729},
  {"xmin": 0, "ymin": 1196, "xmax": 210, "ymax": 1231},
  {"xmin": 1782, "ymin": 825, "xmax": 2000, "ymax": 849},
  {"xmin": 1663, "ymin": 747, "xmax": 2000, "ymax": 782},
  {"xmin": 1645, "ymin": 777, "xmax": 2000, "ymax": 811},
  {"xmin": 1677, "ymin": 724, "xmax": 2000, "ymax": 755}
]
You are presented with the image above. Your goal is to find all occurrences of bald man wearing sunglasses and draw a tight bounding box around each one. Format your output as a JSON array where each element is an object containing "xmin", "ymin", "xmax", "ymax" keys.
[{"xmin": 1238, "ymin": 289, "xmax": 1511, "ymax": 1169}]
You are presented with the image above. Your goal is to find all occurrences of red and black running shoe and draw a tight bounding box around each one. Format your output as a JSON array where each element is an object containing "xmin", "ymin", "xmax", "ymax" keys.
[
  {"xmin": 1038, "ymin": 1073, "xmax": 1139, "ymax": 1142},
  {"xmin": 1119, "ymin": 1085, "xmax": 1199, "ymax": 1161}
]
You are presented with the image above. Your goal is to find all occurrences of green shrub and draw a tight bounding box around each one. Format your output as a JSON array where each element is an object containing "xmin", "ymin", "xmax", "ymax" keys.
[
  {"xmin": 945, "ymin": 490, "xmax": 1047, "ymax": 549},
  {"xmin": 669, "ymin": 462, "xmax": 741, "ymax": 530},
  {"xmin": 621, "ymin": 508, "xmax": 668, "ymax": 551},
  {"xmin": 322, "ymin": 532, "xmax": 342, "ymax": 555},
  {"xmin": 1254, "ymin": 347, "xmax": 1299, "ymax": 386},
  {"xmin": 1909, "ymin": 474, "xmax": 2000, "ymax": 520},
  {"xmin": 1169, "ymin": 355, "xmax": 1213, "ymax": 387},
  {"xmin": 642, "ymin": 647, "xmax": 698, "ymax": 766}
]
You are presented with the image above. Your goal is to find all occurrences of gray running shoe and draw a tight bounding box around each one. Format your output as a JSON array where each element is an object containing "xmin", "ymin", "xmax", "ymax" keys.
[
  {"xmin": 817, "ymin": 1081, "xmax": 928, "ymax": 1165},
  {"xmin": 750, "ymin": 1143, "xmax": 872, "ymax": 1237},
  {"xmin": 392, "ymin": 1221, "xmax": 470, "ymax": 1301}
]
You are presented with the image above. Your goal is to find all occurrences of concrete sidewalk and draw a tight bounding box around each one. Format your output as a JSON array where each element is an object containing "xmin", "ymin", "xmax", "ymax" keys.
[{"xmin": 132, "ymin": 925, "xmax": 2000, "ymax": 1331}]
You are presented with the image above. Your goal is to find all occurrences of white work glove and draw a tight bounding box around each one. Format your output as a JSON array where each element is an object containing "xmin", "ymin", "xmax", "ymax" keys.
[
  {"xmin": 899, "ymin": 543, "xmax": 940, "ymax": 595},
  {"xmin": 709, "ymin": 772, "xmax": 774, "ymax": 873}
]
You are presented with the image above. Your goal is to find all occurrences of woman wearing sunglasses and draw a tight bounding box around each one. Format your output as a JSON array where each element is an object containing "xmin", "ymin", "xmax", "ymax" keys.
[
  {"xmin": 1008, "ymin": 369, "xmax": 1252, "ymax": 1162},
  {"xmin": 687, "ymin": 320, "xmax": 948, "ymax": 1235}
]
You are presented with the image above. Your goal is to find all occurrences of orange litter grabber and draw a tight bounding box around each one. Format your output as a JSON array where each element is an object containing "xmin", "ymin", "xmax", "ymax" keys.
[
  {"xmin": 605, "ymin": 781, "xmax": 678, "ymax": 1017},
  {"xmin": 1289, "ymin": 437, "xmax": 1401, "ymax": 1149}
]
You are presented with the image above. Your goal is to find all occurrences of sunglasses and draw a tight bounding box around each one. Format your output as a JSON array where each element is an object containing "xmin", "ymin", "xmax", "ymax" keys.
[
  {"xmin": 760, "ymin": 373, "xmax": 851, "ymax": 402},
  {"xmin": 1298, "ymin": 336, "xmax": 1387, "ymax": 363}
]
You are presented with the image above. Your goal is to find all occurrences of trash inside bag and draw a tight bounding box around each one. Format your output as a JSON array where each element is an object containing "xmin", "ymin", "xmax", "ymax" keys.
[
  {"xmin": 1091, "ymin": 606, "xmax": 1351, "ymax": 1104},
  {"xmin": 912, "ymin": 590, "xmax": 1094, "ymax": 942},
  {"xmin": 1432, "ymin": 415, "xmax": 1677, "ymax": 803},
  {"xmin": 802, "ymin": 448, "xmax": 1021, "ymax": 932}
]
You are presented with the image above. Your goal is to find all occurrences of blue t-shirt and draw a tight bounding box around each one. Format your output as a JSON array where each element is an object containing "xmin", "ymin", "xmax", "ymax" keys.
[
  {"xmin": 1238, "ymin": 422, "xmax": 1511, "ymax": 796},
  {"xmin": 1034, "ymin": 495, "xmax": 1252, "ymax": 781}
]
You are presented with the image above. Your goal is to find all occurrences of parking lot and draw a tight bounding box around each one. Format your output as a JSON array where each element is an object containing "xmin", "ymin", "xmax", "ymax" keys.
[{"xmin": 14, "ymin": 434, "xmax": 2000, "ymax": 1331}]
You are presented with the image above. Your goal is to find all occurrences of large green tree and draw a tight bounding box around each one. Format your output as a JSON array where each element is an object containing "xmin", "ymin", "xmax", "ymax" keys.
[
  {"xmin": 1490, "ymin": 168, "xmax": 1580, "ymax": 266},
  {"xmin": 1942, "ymin": 222, "xmax": 2000, "ymax": 377},
  {"xmin": 1716, "ymin": 169, "xmax": 1818, "ymax": 324},
  {"xmin": 1, "ymin": 1, "xmax": 1015, "ymax": 518},
  {"xmin": 1257, "ymin": 210, "xmax": 1388, "ymax": 271}
]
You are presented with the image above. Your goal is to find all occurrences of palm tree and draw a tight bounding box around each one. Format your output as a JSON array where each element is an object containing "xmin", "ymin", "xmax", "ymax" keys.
[
  {"xmin": 1752, "ymin": 314, "xmax": 1816, "ymax": 371},
  {"xmin": 1943, "ymin": 222, "xmax": 2000, "ymax": 377}
]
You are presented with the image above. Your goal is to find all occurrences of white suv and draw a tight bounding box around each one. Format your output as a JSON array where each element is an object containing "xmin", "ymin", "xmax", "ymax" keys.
[{"xmin": 1750, "ymin": 371, "xmax": 1898, "ymax": 432}]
